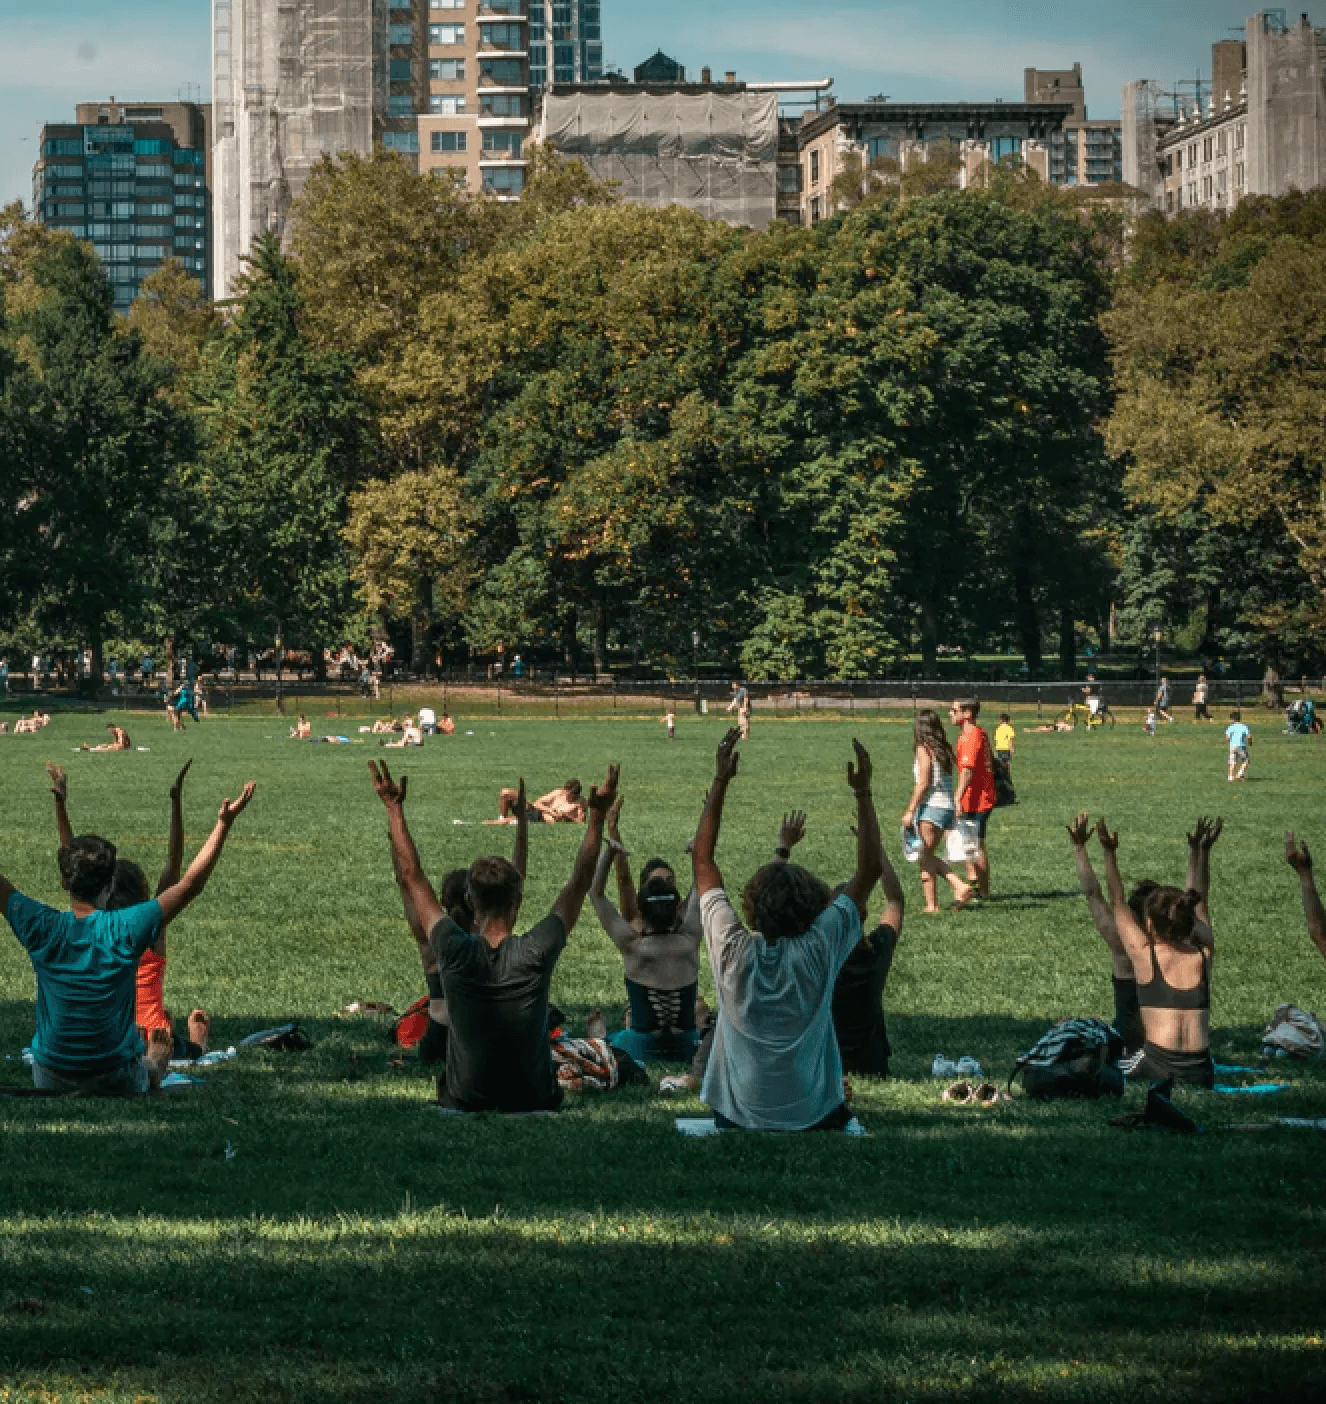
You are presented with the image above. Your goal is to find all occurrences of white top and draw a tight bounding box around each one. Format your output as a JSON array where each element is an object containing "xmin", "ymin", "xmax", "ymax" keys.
[
  {"xmin": 418, "ymin": 707, "xmax": 437, "ymax": 727},
  {"xmin": 699, "ymin": 889, "xmax": 861, "ymax": 1131}
]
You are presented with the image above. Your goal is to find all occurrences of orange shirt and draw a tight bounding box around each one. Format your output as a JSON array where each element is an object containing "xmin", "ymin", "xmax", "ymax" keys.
[
  {"xmin": 954, "ymin": 725, "xmax": 997, "ymax": 814},
  {"xmin": 136, "ymin": 948, "xmax": 170, "ymax": 1031}
]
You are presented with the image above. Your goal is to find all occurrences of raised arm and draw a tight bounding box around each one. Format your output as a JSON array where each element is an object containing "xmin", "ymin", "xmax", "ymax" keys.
[
  {"xmin": 842, "ymin": 740, "xmax": 882, "ymax": 918},
  {"xmin": 1286, "ymin": 833, "xmax": 1326, "ymax": 964},
  {"xmin": 156, "ymin": 782, "xmax": 256, "ymax": 926},
  {"xmin": 1067, "ymin": 811, "xmax": 1117, "ymax": 942},
  {"xmin": 1096, "ymin": 819, "xmax": 1150, "ymax": 966},
  {"xmin": 607, "ymin": 796, "xmax": 638, "ymax": 923},
  {"xmin": 367, "ymin": 761, "xmax": 443, "ymax": 939},
  {"xmin": 773, "ymin": 810, "xmax": 806, "ymax": 863},
  {"xmin": 693, "ymin": 730, "xmax": 739, "ymax": 896},
  {"xmin": 590, "ymin": 838, "xmax": 634, "ymax": 949},
  {"xmin": 0, "ymin": 873, "xmax": 14, "ymax": 913},
  {"xmin": 551, "ymin": 764, "xmax": 619, "ymax": 932},
  {"xmin": 511, "ymin": 778, "xmax": 528, "ymax": 882},
  {"xmin": 875, "ymin": 807, "xmax": 905, "ymax": 937},
  {"xmin": 156, "ymin": 760, "xmax": 192, "ymax": 895},
  {"xmin": 47, "ymin": 764, "xmax": 74, "ymax": 851}
]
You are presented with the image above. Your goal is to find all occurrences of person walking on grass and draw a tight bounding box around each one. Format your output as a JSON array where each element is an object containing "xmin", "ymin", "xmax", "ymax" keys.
[
  {"xmin": 727, "ymin": 682, "xmax": 752, "ymax": 740},
  {"xmin": 899, "ymin": 710, "xmax": 973, "ymax": 914},
  {"xmin": 1154, "ymin": 674, "xmax": 1173, "ymax": 723},
  {"xmin": 689, "ymin": 728, "xmax": 881, "ymax": 1131},
  {"xmin": 369, "ymin": 757, "xmax": 618, "ymax": 1113},
  {"xmin": 1193, "ymin": 673, "xmax": 1212, "ymax": 723},
  {"xmin": 2, "ymin": 775, "xmax": 255, "ymax": 1096},
  {"xmin": 1226, "ymin": 711, "xmax": 1251, "ymax": 781},
  {"xmin": 950, "ymin": 698, "xmax": 996, "ymax": 900}
]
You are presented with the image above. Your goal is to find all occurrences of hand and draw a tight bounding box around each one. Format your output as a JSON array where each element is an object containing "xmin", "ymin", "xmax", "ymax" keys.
[
  {"xmin": 1094, "ymin": 817, "xmax": 1119, "ymax": 854},
  {"xmin": 847, "ymin": 738, "xmax": 873, "ymax": 797},
  {"xmin": 779, "ymin": 810, "xmax": 807, "ymax": 851},
  {"xmin": 715, "ymin": 729, "xmax": 740, "ymax": 784},
  {"xmin": 587, "ymin": 763, "xmax": 621, "ymax": 817},
  {"xmin": 1286, "ymin": 831, "xmax": 1313, "ymax": 873},
  {"xmin": 1201, "ymin": 816, "xmax": 1223, "ymax": 851},
  {"xmin": 1066, "ymin": 811, "xmax": 1092, "ymax": 847},
  {"xmin": 1187, "ymin": 815, "xmax": 1210, "ymax": 849},
  {"xmin": 368, "ymin": 760, "xmax": 407, "ymax": 808},
  {"xmin": 218, "ymin": 781, "xmax": 256, "ymax": 826},
  {"xmin": 46, "ymin": 762, "xmax": 67, "ymax": 803},
  {"xmin": 170, "ymin": 759, "xmax": 193, "ymax": 803},
  {"xmin": 900, "ymin": 810, "xmax": 915, "ymax": 830},
  {"xmin": 607, "ymin": 793, "xmax": 624, "ymax": 842}
]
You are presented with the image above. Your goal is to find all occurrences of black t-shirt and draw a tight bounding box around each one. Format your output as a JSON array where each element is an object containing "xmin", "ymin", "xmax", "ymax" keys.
[
  {"xmin": 830, "ymin": 922, "xmax": 899, "ymax": 1076},
  {"xmin": 428, "ymin": 912, "xmax": 567, "ymax": 1113}
]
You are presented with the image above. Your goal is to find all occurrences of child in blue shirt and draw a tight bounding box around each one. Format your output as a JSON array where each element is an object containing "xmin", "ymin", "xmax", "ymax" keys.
[{"xmin": 1226, "ymin": 711, "xmax": 1251, "ymax": 781}]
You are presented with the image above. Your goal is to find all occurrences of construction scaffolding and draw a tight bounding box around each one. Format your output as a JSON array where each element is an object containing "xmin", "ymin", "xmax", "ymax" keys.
[
  {"xmin": 539, "ymin": 89, "xmax": 780, "ymax": 230},
  {"xmin": 212, "ymin": 0, "xmax": 377, "ymax": 300},
  {"xmin": 1121, "ymin": 79, "xmax": 1170, "ymax": 203}
]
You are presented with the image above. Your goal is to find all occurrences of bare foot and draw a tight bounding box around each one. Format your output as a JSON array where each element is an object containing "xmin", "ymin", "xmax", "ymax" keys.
[
  {"xmin": 585, "ymin": 1007, "xmax": 607, "ymax": 1040},
  {"xmin": 144, "ymin": 1027, "xmax": 172, "ymax": 1090},
  {"xmin": 187, "ymin": 1008, "xmax": 210, "ymax": 1053},
  {"xmin": 951, "ymin": 884, "xmax": 975, "ymax": 910}
]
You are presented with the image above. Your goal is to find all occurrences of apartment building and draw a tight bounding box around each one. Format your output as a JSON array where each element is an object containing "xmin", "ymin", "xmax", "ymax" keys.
[
  {"xmin": 1024, "ymin": 66, "xmax": 1123, "ymax": 187},
  {"xmin": 418, "ymin": 0, "xmax": 531, "ymax": 199},
  {"xmin": 529, "ymin": 0, "xmax": 603, "ymax": 90},
  {"xmin": 32, "ymin": 99, "xmax": 210, "ymax": 314}
]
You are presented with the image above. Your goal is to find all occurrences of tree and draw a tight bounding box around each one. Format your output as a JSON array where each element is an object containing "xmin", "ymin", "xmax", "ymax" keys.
[{"xmin": 124, "ymin": 258, "xmax": 220, "ymax": 400}]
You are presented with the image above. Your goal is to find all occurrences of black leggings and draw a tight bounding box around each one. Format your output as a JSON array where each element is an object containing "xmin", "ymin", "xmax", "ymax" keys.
[{"xmin": 1122, "ymin": 1042, "xmax": 1214, "ymax": 1089}]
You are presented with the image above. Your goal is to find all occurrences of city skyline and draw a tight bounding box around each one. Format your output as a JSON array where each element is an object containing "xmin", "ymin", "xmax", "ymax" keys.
[{"xmin": 0, "ymin": 1, "xmax": 1274, "ymax": 212}]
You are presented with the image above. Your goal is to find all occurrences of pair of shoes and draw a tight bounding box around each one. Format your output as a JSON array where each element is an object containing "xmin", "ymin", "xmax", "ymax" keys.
[
  {"xmin": 942, "ymin": 1079, "xmax": 1006, "ymax": 1105},
  {"xmin": 933, "ymin": 1054, "xmax": 983, "ymax": 1078}
]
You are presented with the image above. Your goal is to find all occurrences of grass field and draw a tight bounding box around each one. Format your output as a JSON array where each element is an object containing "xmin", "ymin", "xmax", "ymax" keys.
[{"xmin": 1, "ymin": 706, "xmax": 1324, "ymax": 1404}]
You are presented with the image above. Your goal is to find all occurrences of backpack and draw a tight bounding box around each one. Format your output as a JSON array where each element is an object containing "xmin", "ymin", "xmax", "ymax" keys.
[
  {"xmin": 1010, "ymin": 1018, "xmax": 1124, "ymax": 1100},
  {"xmin": 992, "ymin": 754, "xmax": 1017, "ymax": 808}
]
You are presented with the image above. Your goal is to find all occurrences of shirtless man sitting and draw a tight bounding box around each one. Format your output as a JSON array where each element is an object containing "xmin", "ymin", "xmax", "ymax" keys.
[
  {"xmin": 487, "ymin": 779, "xmax": 586, "ymax": 826},
  {"xmin": 290, "ymin": 714, "xmax": 312, "ymax": 739},
  {"xmin": 371, "ymin": 717, "xmax": 402, "ymax": 735},
  {"xmin": 380, "ymin": 716, "xmax": 423, "ymax": 749},
  {"xmin": 14, "ymin": 711, "xmax": 52, "ymax": 735},
  {"xmin": 81, "ymin": 724, "xmax": 131, "ymax": 752}
]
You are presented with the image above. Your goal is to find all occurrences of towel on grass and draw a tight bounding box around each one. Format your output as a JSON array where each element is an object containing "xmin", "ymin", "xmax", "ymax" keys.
[{"xmin": 675, "ymin": 1116, "xmax": 867, "ymax": 1138}]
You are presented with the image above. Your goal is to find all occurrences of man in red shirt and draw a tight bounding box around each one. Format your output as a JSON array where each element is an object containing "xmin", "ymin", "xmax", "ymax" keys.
[{"xmin": 949, "ymin": 698, "xmax": 996, "ymax": 899}]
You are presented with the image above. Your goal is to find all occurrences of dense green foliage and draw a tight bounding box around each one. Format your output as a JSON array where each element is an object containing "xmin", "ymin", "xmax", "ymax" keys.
[{"xmin": 1, "ymin": 710, "xmax": 1324, "ymax": 1402}]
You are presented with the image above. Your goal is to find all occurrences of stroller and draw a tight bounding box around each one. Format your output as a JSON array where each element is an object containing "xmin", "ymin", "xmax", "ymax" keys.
[{"xmin": 1285, "ymin": 698, "xmax": 1321, "ymax": 735}]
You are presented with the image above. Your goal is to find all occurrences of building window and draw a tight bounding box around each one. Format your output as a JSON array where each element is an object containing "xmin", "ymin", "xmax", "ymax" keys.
[
  {"xmin": 389, "ymin": 23, "xmax": 414, "ymax": 45},
  {"xmin": 388, "ymin": 96, "xmax": 414, "ymax": 116},
  {"xmin": 430, "ymin": 94, "xmax": 467, "ymax": 114},
  {"xmin": 1166, "ymin": 190, "xmax": 1174, "ymax": 211},
  {"xmin": 482, "ymin": 130, "xmax": 521, "ymax": 154},
  {"xmin": 809, "ymin": 149, "xmax": 820, "ymax": 186},
  {"xmin": 383, "ymin": 130, "xmax": 421, "ymax": 153},
  {"xmin": 134, "ymin": 139, "xmax": 171, "ymax": 155},
  {"xmin": 430, "ymin": 0, "xmax": 464, "ymax": 7},
  {"xmin": 810, "ymin": 195, "xmax": 821, "ymax": 223},
  {"xmin": 431, "ymin": 130, "xmax": 468, "ymax": 152},
  {"xmin": 482, "ymin": 0, "xmax": 521, "ymax": 11},
  {"xmin": 777, "ymin": 164, "xmax": 802, "ymax": 193},
  {"xmin": 431, "ymin": 59, "xmax": 465, "ymax": 80},
  {"xmin": 480, "ymin": 57, "xmax": 523, "ymax": 83},
  {"xmin": 44, "ymin": 139, "xmax": 84, "ymax": 157},
  {"xmin": 1203, "ymin": 137, "xmax": 1213, "ymax": 161},
  {"xmin": 481, "ymin": 22, "xmax": 522, "ymax": 48},
  {"xmin": 482, "ymin": 167, "xmax": 524, "ymax": 193},
  {"xmin": 430, "ymin": 23, "xmax": 464, "ymax": 44},
  {"xmin": 1236, "ymin": 163, "xmax": 1245, "ymax": 187},
  {"xmin": 1217, "ymin": 130, "xmax": 1227, "ymax": 155},
  {"xmin": 480, "ymin": 94, "xmax": 523, "ymax": 116}
]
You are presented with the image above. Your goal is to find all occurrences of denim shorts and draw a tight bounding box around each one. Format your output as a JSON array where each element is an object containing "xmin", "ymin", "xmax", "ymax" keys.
[{"xmin": 917, "ymin": 804, "xmax": 954, "ymax": 831}]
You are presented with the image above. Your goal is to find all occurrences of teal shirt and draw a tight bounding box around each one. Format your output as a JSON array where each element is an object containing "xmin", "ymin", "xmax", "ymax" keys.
[{"xmin": 5, "ymin": 893, "xmax": 163, "ymax": 1073}]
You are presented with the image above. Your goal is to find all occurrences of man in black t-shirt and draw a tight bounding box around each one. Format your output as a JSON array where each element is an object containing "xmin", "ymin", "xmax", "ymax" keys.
[{"xmin": 369, "ymin": 758, "xmax": 618, "ymax": 1113}]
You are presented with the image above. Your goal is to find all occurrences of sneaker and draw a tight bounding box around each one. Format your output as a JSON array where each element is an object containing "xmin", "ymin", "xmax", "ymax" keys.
[
  {"xmin": 955, "ymin": 1056, "xmax": 984, "ymax": 1078},
  {"xmin": 658, "ymin": 1075, "xmax": 696, "ymax": 1097},
  {"xmin": 931, "ymin": 1054, "xmax": 958, "ymax": 1078},
  {"xmin": 971, "ymin": 1082, "xmax": 1004, "ymax": 1104},
  {"xmin": 941, "ymin": 1080, "xmax": 973, "ymax": 1103}
]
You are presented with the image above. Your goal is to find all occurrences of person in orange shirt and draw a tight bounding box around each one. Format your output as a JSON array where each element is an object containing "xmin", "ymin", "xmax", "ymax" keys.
[
  {"xmin": 49, "ymin": 759, "xmax": 211, "ymax": 1060},
  {"xmin": 949, "ymin": 698, "xmax": 997, "ymax": 900}
]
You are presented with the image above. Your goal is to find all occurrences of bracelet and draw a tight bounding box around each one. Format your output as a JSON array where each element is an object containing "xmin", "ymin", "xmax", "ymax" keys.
[{"xmin": 774, "ymin": 845, "xmax": 791, "ymax": 860}]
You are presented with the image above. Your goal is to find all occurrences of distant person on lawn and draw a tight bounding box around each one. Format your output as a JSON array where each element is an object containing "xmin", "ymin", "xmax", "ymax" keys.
[
  {"xmin": 3, "ymin": 774, "xmax": 255, "ymax": 1096},
  {"xmin": 487, "ymin": 779, "xmax": 586, "ymax": 826},
  {"xmin": 1226, "ymin": 711, "xmax": 1251, "ymax": 782},
  {"xmin": 370, "ymin": 758, "xmax": 618, "ymax": 1112},
  {"xmin": 950, "ymin": 698, "xmax": 996, "ymax": 899},
  {"xmin": 81, "ymin": 724, "xmax": 131, "ymax": 752},
  {"xmin": 690, "ymin": 728, "xmax": 882, "ymax": 1131},
  {"xmin": 900, "ymin": 709, "xmax": 973, "ymax": 914}
]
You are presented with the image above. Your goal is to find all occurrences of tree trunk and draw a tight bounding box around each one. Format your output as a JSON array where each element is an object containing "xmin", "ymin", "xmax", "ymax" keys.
[
  {"xmin": 1058, "ymin": 606, "xmax": 1075, "ymax": 680},
  {"xmin": 1014, "ymin": 561, "xmax": 1042, "ymax": 677},
  {"xmin": 313, "ymin": 645, "xmax": 327, "ymax": 683},
  {"xmin": 919, "ymin": 596, "xmax": 939, "ymax": 675},
  {"xmin": 594, "ymin": 591, "xmax": 608, "ymax": 677},
  {"xmin": 562, "ymin": 608, "xmax": 577, "ymax": 675}
]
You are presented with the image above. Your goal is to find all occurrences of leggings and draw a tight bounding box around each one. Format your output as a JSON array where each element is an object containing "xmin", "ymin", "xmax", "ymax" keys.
[{"xmin": 1121, "ymin": 1042, "xmax": 1214, "ymax": 1088}]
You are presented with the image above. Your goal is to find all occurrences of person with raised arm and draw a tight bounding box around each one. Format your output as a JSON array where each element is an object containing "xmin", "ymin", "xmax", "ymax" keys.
[
  {"xmin": 1285, "ymin": 833, "xmax": 1326, "ymax": 966},
  {"xmin": 369, "ymin": 758, "xmax": 618, "ymax": 1112},
  {"xmin": 3, "ymin": 775, "xmax": 255, "ymax": 1096},
  {"xmin": 589, "ymin": 794, "xmax": 703, "ymax": 1064},
  {"xmin": 691, "ymin": 729, "xmax": 882, "ymax": 1131},
  {"xmin": 1097, "ymin": 817, "xmax": 1217, "ymax": 1088}
]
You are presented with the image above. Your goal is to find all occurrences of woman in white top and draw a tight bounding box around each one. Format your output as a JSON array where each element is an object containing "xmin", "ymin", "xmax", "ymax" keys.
[{"xmin": 900, "ymin": 710, "xmax": 973, "ymax": 913}]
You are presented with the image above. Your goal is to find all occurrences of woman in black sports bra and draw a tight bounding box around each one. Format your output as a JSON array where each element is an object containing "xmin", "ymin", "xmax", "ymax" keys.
[{"xmin": 1097, "ymin": 819, "xmax": 1216, "ymax": 1088}]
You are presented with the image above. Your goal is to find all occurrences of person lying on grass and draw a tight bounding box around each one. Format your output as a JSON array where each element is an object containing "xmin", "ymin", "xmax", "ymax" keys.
[
  {"xmin": 80, "ymin": 724, "xmax": 131, "ymax": 752},
  {"xmin": 1067, "ymin": 812, "xmax": 1221, "ymax": 1065},
  {"xmin": 2, "ymin": 776, "xmax": 255, "ymax": 1097},
  {"xmin": 486, "ymin": 779, "xmax": 587, "ymax": 826},
  {"xmin": 380, "ymin": 715, "xmax": 423, "ymax": 749},
  {"xmin": 1285, "ymin": 833, "xmax": 1326, "ymax": 967},
  {"xmin": 689, "ymin": 729, "xmax": 882, "ymax": 1131},
  {"xmin": 1096, "ymin": 817, "xmax": 1218, "ymax": 1088},
  {"xmin": 49, "ymin": 760, "xmax": 212, "ymax": 1064},
  {"xmin": 370, "ymin": 758, "xmax": 618, "ymax": 1113},
  {"xmin": 589, "ymin": 795, "xmax": 703, "ymax": 1064},
  {"xmin": 371, "ymin": 717, "xmax": 402, "ymax": 735},
  {"xmin": 397, "ymin": 781, "xmax": 531, "ymax": 1070},
  {"xmin": 13, "ymin": 711, "xmax": 52, "ymax": 734}
]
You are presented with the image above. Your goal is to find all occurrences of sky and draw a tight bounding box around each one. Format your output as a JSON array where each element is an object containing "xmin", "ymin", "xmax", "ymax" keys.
[{"xmin": 0, "ymin": 0, "xmax": 1276, "ymax": 210}]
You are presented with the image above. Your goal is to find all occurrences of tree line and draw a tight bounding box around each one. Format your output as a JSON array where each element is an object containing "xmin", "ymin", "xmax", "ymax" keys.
[{"xmin": 1, "ymin": 153, "xmax": 1323, "ymax": 682}]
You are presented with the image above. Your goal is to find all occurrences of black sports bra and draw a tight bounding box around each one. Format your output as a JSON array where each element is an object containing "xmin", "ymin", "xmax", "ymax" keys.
[{"xmin": 1137, "ymin": 943, "xmax": 1210, "ymax": 1012}]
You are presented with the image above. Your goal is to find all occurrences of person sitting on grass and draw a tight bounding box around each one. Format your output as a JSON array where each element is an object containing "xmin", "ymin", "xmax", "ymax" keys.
[
  {"xmin": 380, "ymin": 715, "xmax": 423, "ymax": 749},
  {"xmin": 369, "ymin": 758, "xmax": 618, "ymax": 1113},
  {"xmin": 371, "ymin": 717, "xmax": 402, "ymax": 735},
  {"xmin": 589, "ymin": 796, "xmax": 703, "ymax": 1064},
  {"xmin": 900, "ymin": 709, "xmax": 972, "ymax": 914},
  {"xmin": 1097, "ymin": 817, "xmax": 1218, "ymax": 1088},
  {"xmin": 690, "ymin": 729, "xmax": 882, "ymax": 1131},
  {"xmin": 1285, "ymin": 833, "xmax": 1326, "ymax": 968},
  {"xmin": 289, "ymin": 715, "xmax": 312, "ymax": 739},
  {"xmin": 48, "ymin": 760, "xmax": 212, "ymax": 1062},
  {"xmin": 13, "ymin": 711, "xmax": 52, "ymax": 735},
  {"xmin": 2, "ymin": 777, "xmax": 255, "ymax": 1096},
  {"xmin": 81, "ymin": 724, "xmax": 131, "ymax": 752},
  {"xmin": 439, "ymin": 711, "xmax": 455, "ymax": 736},
  {"xmin": 1025, "ymin": 719, "xmax": 1074, "ymax": 733},
  {"xmin": 486, "ymin": 779, "xmax": 587, "ymax": 826}
]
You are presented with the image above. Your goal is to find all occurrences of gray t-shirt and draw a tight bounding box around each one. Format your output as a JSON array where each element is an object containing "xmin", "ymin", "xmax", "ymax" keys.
[{"xmin": 699, "ymin": 889, "xmax": 862, "ymax": 1131}]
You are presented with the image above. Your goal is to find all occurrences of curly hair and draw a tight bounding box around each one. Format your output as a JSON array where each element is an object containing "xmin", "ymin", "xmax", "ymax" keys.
[
  {"xmin": 741, "ymin": 862, "xmax": 831, "ymax": 943},
  {"xmin": 913, "ymin": 710, "xmax": 954, "ymax": 774},
  {"xmin": 1142, "ymin": 885, "xmax": 1203, "ymax": 947},
  {"xmin": 57, "ymin": 834, "xmax": 117, "ymax": 903}
]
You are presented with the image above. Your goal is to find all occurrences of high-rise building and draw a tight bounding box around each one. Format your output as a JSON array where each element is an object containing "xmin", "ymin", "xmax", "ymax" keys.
[
  {"xmin": 529, "ymin": 0, "xmax": 602, "ymax": 89},
  {"xmin": 1025, "ymin": 66, "xmax": 1123, "ymax": 187},
  {"xmin": 31, "ymin": 99, "xmax": 210, "ymax": 315}
]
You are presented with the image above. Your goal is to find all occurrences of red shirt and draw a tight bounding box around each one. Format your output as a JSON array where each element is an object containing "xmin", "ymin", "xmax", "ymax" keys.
[
  {"xmin": 136, "ymin": 948, "xmax": 171, "ymax": 1031},
  {"xmin": 955, "ymin": 725, "xmax": 997, "ymax": 814}
]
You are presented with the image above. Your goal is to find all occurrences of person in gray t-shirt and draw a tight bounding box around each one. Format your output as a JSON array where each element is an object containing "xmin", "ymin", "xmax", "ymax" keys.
[{"xmin": 690, "ymin": 728, "xmax": 883, "ymax": 1131}]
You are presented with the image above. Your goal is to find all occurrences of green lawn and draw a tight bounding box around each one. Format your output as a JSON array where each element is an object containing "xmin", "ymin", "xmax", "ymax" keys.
[{"xmin": 0, "ymin": 707, "xmax": 1323, "ymax": 1404}]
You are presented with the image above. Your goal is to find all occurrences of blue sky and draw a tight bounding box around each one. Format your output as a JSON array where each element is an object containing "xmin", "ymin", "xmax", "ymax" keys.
[{"xmin": 0, "ymin": 1, "xmax": 1271, "ymax": 210}]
